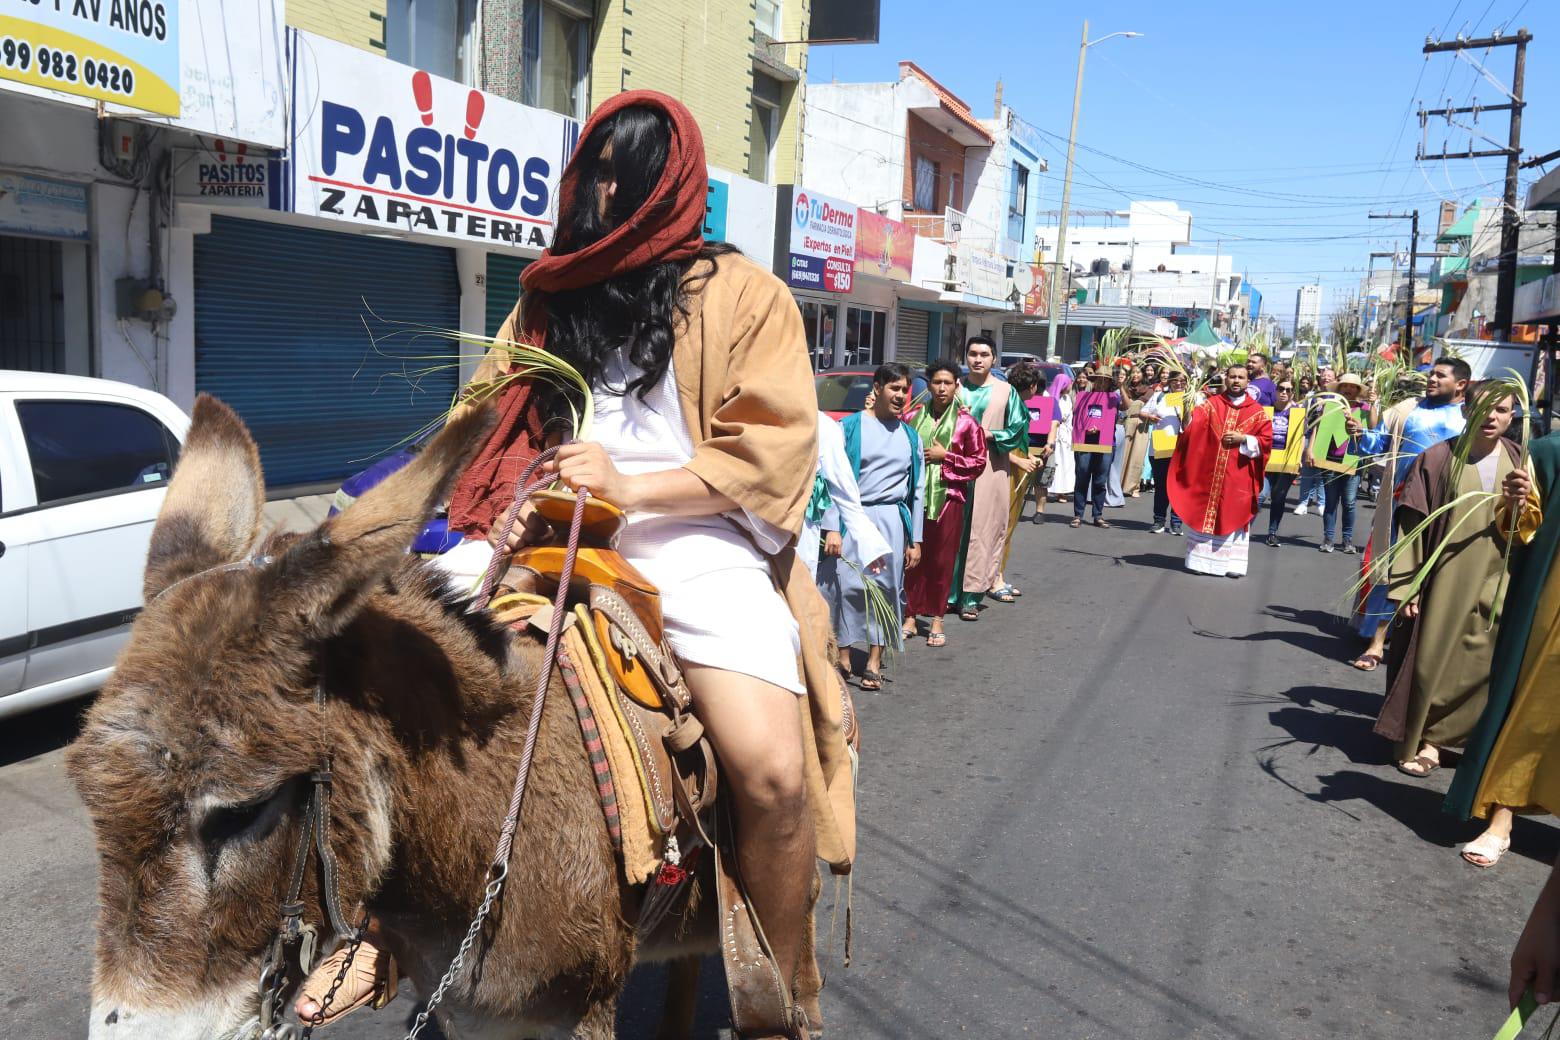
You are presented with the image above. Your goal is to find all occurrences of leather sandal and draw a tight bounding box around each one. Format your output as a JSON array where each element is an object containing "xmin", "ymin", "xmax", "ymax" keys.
[
  {"xmin": 860, "ymin": 670, "xmax": 883, "ymax": 691},
  {"xmin": 296, "ymin": 940, "xmax": 397, "ymax": 1026}
]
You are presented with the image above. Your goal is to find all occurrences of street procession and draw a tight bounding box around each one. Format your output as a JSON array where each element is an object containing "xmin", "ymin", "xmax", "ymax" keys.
[{"xmin": 8, "ymin": 2, "xmax": 1560, "ymax": 1038}]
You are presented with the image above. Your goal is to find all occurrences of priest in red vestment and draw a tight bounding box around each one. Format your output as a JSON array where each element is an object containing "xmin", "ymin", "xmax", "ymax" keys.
[{"xmin": 1168, "ymin": 363, "xmax": 1274, "ymax": 578}]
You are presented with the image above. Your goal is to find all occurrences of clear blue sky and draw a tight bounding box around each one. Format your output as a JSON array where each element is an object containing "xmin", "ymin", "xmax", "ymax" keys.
[{"xmin": 809, "ymin": 0, "xmax": 1559, "ymax": 332}]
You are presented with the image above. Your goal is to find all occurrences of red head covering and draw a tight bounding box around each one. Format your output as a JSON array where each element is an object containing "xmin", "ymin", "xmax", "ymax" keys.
[{"xmin": 448, "ymin": 90, "xmax": 710, "ymax": 537}]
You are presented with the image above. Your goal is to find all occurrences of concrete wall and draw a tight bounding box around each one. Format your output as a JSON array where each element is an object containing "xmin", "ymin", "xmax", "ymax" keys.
[
  {"xmin": 803, "ymin": 82, "xmax": 901, "ymax": 214},
  {"xmin": 587, "ymin": 0, "xmax": 807, "ymax": 177}
]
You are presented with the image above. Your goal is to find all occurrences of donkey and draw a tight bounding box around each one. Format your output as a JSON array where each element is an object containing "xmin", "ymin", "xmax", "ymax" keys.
[{"xmin": 65, "ymin": 395, "xmax": 758, "ymax": 1039}]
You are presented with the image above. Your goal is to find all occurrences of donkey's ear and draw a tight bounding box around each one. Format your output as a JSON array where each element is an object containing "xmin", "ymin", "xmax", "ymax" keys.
[
  {"xmin": 264, "ymin": 401, "xmax": 498, "ymax": 639},
  {"xmin": 143, "ymin": 395, "xmax": 266, "ymax": 600}
]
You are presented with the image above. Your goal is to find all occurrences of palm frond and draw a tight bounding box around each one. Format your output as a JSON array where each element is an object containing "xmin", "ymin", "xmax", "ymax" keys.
[{"xmin": 842, "ymin": 556, "xmax": 903, "ymax": 656}]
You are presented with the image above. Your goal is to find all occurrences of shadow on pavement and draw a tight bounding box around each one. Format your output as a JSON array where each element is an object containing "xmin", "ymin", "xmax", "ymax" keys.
[{"xmin": 2, "ymin": 697, "xmax": 90, "ymax": 768}]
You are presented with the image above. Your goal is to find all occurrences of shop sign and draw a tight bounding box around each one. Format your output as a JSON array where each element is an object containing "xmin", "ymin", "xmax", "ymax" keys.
[
  {"xmin": 0, "ymin": 169, "xmax": 88, "ymax": 241},
  {"xmin": 1021, "ymin": 264, "xmax": 1048, "ymax": 316},
  {"xmin": 0, "ymin": 1, "xmax": 180, "ymax": 115},
  {"xmin": 703, "ymin": 177, "xmax": 728, "ymax": 241},
  {"xmin": 288, "ymin": 30, "xmax": 577, "ymax": 250},
  {"xmin": 174, "ymin": 139, "xmax": 276, "ymax": 208},
  {"xmin": 854, "ymin": 210, "xmax": 912, "ymax": 282},
  {"xmin": 957, "ymin": 247, "xmax": 1007, "ymax": 300},
  {"xmin": 783, "ymin": 186, "xmax": 856, "ymax": 292}
]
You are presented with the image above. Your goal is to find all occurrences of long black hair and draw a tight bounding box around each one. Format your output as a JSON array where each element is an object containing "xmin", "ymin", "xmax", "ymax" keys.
[{"xmin": 528, "ymin": 105, "xmax": 736, "ymax": 424}]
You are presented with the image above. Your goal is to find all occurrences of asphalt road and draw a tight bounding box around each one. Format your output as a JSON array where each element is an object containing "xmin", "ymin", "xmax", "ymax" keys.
[{"xmin": 3, "ymin": 493, "xmax": 1555, "ymax": 1039}]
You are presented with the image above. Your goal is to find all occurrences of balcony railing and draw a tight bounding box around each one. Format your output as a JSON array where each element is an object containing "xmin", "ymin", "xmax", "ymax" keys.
[{"xmin": 903, "ymin": 207, "xmax": 1002, "ymax": 251}]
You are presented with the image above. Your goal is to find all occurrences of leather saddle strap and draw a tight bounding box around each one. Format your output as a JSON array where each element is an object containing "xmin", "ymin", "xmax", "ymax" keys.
[
  {"xmin": 588, "ymin": 585, "xmax": 692, "ymax": 712},
  {"xmin": 714, "ymin": 799, "xmax": 805, "ymax": 1039}
]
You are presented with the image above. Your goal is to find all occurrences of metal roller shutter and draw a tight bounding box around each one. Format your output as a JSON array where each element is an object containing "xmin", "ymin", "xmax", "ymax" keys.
[
  {"xmin": 895, "ymin": 306, "xmax": 929, "ymax": 365},
  {"xmin": 1002, "ymin": 318, "xmax": 1050, "ymax": 354},
  {"xmin": 485, "ymin": 253, "xmax": 528, "ymax": 338},
  {"xmin": 194, "ymin": 216, "xmax": 460, "ymax": 487}
]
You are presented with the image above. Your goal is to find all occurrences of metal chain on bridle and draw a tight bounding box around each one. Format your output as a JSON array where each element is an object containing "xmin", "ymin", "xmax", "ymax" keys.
[
  {"xmin": 405, "ymin": 445, "xmax": 587, "ymax": 1038},
  {"xmin": 246, "ymin": 446, "xmax": 587, "ymax": 1039}
]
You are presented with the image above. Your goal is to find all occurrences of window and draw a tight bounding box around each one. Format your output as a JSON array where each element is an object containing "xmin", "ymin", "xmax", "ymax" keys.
[
  {"xmin": 386, "ymin": 0, "xmax": 476, "ymax": 83},
  {"xmin": 798, "ymin": 297, "xmax": 837, "ymax": 370},
  {"xmin": 844, "ymin": 306, "xmax": 886, "ymax": 366},
  {"xmin": 814, "ymin": 372, "xmax": 873, "ymax": 413},
  {"xmin": 755, "ymin": 0, "xmax": 783, "ymax": 39},
  {"xmin": 912, "ymin": 156, "xmax": 938, "ymax": 212},
  {"xmin": 16, "ymin": 401, "xmax": 178, "ymax": 506},
  {"xmin": 749, "ymin": 73, "xmax": 782, "ymax": 183},
  {"xmin": 523, "ymin": 0, "xmax": 592, "ymax": 120},
  {"xmin": 1011, "ymin": 165, "xmax": 1029, "ymax": 218}
]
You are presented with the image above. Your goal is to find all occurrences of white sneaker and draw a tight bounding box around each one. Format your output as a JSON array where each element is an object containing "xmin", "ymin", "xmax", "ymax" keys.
[{"xmin": 1293, "ymin": 503, "xmax": 1309, "ymax": 516}]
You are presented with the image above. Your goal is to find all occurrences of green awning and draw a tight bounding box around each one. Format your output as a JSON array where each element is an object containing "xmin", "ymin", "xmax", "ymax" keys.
[
  {"xmin": 1433, "ymin": 255, "xmax": 1469, "ymax": 286},
  {"xmin": 1437, "ymin": 204, "xmax": 1480, "ymax": 242},
  {"xmin": 1184, "ymin": 317, "xmax": 1222, "ymax": 347}
]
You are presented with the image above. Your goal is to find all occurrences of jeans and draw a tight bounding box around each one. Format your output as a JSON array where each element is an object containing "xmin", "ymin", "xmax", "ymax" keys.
[
  {"xmin": 1297, "ymin": 466, "xmax": 1325, "ymax": 506},
  {"xmin": 1149, "ymin": 456, "xmax": 1182, "ymax": 530},
  {"xmin": 1266, "ymin": 472, "xmax": 1296, "ymax": 536},
  {"xmin": 1074, "ymin": 451, "xmax": 1111, "ymax": 520},
  {"xmin": 1322, "ymin": 471, "xmax": 1359, "ymax": 545}
]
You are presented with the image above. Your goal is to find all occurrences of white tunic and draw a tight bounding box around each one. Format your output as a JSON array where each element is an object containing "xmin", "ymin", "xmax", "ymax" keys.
[{"xmin": 587, "ymin": 353, "xmax": 804, "ymax": 694}]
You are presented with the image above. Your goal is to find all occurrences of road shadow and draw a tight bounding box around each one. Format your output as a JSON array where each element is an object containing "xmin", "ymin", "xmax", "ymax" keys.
[
  {"xmin": 1268, "ymin": 705, "xmax": 1384, "ymax": 764},
  {"xmin": 1, "ymin": 697, "xmax": 90, "ymax": 767},
  {"xmin": 1309, "ymin": 769, "xmax": 1560, "ymax": 864},
  {"xmin": 1274, "ymin": 682, "xmax": 1381, "ymax": 719},
  {"xmin": 1116, "ymin": 551, "xmax": 1187, "ymax": 572}
]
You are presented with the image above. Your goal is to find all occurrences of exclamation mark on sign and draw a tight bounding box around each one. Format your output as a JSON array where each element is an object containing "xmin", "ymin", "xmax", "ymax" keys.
[
  {"xmin": 463, "ymin": 89, "xmax": 485, "ymax": 140},
  {"xmin": 412, "ymin": 70, "xmax": 434, "ymax": 126}
]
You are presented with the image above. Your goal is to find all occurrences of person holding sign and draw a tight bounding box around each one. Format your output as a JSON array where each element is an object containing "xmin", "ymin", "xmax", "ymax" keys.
[
  {"xmin": 1141, "ymin": 371, "xmax": 1190, "ymax": 535},
  {"xmin": 1167, "ymin": 364, "xmax": 1273, "ymax": 577},
  {"xmin": 1309, "ymin": 373, "xmax": 1371, "ymax": 554},
  {"xmin": 1263, "ymin": 381, "xmax": 1306, "ymax": 546},
  {"xmin": 1070, "ymin": 371, "xmax": 1123, "ymax": 529}
]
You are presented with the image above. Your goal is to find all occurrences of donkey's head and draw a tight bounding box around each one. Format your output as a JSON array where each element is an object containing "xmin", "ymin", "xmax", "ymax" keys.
[{"xmin": 66, "ymin": 395, "xmax": 494, "ymax": 1039}]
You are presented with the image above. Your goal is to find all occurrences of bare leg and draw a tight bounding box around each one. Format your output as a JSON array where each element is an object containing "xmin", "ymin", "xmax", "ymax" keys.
[
  {"xmin": 683, "ymin": 665, "xmax": 815, "ymax": 994},
  {"xmin": 1363, "ymin": 620, "xmax": 1389, "ymax": 659}
]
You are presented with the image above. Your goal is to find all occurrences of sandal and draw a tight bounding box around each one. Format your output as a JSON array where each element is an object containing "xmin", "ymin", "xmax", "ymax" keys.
[
  {"xmin": 1069, "ymin": 518, "xmax": 1083, "ymax": 528},
  {"xmin": 859, "ymin": 670, "xmax": 883, "ymax": 691},
  {"xmin": 901, "ymin": 621, "xmax": 919, "ymax": 641},
  {"xmin": 1093, "ymin": 519, "xmax": 1112, "ymax": 529},
  {"xmin": 1396, "ymin": 755, "xmax": 1439, "ymax": 777},
  {"xmin": 296, "ymin": 941, "xmax": 397, "ymax": 1026},
  {"xmin": 1350, "ymin": 653, "xmax": 1382, "ymax": 672},
  {"xmin": 960, "ymin": 609, "xmax": 980, "ymax": 622},
  {"xmin": 1461, "ymin": 832, "xmax": 1512, "ymax": 868},
  {"xmin": 988, "ymin": 587, "xmax": 1017, "ymax": 604},
  {"xmin": 926, "ymin": 631, "xmax": 947, "ymax": 648}
]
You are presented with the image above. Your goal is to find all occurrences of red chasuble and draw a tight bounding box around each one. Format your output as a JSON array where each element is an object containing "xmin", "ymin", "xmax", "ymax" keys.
[{"xmin": 1167, "ymin": 393, "xmax": 1274, "ymax": 536}]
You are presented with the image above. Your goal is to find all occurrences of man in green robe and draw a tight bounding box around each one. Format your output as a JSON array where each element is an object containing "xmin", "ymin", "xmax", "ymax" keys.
[{"xmin": 952, "ymin": 335, "xmax": 1031, "ymax": 620}]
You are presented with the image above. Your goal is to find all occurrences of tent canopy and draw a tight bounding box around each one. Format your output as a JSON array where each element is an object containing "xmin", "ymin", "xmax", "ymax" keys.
[{"xmin": 1183, "ymin": 317, "xmax": 1222, "ymax": 347}]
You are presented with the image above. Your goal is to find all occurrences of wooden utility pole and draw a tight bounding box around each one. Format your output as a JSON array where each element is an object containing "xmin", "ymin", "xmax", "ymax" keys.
[{"xmin": 1420, "ymin": 28, "xmax": 1531, "ymax": 340}]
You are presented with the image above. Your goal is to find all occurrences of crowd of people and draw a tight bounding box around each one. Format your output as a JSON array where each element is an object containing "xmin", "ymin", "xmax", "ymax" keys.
[{"xmin": 809, "ymin": 333, "xmax": 1560, "ymax": 1011}]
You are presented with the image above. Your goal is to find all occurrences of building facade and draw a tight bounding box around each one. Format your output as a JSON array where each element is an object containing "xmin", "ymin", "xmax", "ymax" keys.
[{"xmin": 1293, "ymin": 284, "xmax": 1323, "ymax": 341}]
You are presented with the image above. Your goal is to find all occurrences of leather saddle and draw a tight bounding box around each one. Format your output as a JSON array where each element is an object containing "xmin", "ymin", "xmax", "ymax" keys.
[{"xmin": 501, "ymin": 490, "xmax": 809, "ymax": 1039}]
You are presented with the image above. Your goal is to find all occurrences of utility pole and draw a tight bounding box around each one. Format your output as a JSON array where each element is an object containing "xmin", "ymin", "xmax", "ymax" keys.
[
  {"xmin": 1210, "ymin": 238, "xmax": 1221, "ymax": 329},
  {"xmin": 1420, "ymin": 28, "xmax": 1531, "ymax": 340},
  {"xmin": 1369, "ymin": 211, "xmax": 1419, "ymax": 352}
]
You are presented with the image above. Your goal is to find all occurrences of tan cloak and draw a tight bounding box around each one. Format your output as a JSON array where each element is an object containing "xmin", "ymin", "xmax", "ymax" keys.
[
  {"xmin": 964, "ymin": 379, "xmax": 1016, "ymax": 594},
  {"xmin": 470, "ymin": 254, "xmax": 855, "ymax": 872}
]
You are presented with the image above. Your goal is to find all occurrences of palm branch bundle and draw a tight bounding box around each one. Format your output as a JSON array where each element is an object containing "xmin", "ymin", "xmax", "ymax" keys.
[
  {"xmin": 1093, "ymin": 326, "xmax": 1132, "ymax": 378},
  {"xmin": 842, "ymin": 556, "xmax": 904, "ymax": 656},
  {"xmin": 356, "ymin": 316, "xmax": 595, "ymax": 454},
  {"xmin": 1343, "ymin": 371, "xmax": 1534, "ymax": 630},
  {"xmin": 1369, "ymin": 357, "xmax": 1426, "ymax": 410}
]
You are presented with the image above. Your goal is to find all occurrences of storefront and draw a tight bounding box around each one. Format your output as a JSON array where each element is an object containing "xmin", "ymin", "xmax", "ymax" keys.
[
  {"xmin": 0, "ymin": 166, "xmax": 92, "ymax": 374},
  {"xmin": 175, "ymin": 29, "xmax": 575, "ymax": 487}
]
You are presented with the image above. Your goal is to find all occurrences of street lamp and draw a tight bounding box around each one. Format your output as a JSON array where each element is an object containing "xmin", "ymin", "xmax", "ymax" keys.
[{"xmin": 1043, "ymin": 21, "xmax": 1142, "ymax": 361}]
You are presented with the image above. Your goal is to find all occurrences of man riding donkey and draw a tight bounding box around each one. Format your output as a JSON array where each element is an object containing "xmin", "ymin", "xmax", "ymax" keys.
[{"xmin": 294, "ymin": 92, "xmax": 856, "ymax": 1037}]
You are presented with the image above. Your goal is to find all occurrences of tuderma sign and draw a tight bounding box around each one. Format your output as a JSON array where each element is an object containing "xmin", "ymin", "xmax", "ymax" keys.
[{"xmin": 286, "ymin": 30, "xmax": 579, "ymax": 251}]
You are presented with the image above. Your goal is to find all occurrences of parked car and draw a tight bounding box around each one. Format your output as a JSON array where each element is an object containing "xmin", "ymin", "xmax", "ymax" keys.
[{"xmin": 0, "ymin": 373, "xmax": 190, "ymax": 719}]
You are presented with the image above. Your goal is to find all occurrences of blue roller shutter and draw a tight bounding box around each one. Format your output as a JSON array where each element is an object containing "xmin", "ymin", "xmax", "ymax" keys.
[
  {"xmin": 485, "ymin": 253, "xmax": 528, "ymax": 338},
  {"xmin": 194, "ymin": 216, "xmax": 460, "ymax": 487}
]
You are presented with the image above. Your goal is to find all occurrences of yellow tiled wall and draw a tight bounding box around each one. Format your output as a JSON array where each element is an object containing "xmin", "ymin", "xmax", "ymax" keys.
[{"xmin": 286, "ymin": 0, "xmax": 388, "ymax": 54}]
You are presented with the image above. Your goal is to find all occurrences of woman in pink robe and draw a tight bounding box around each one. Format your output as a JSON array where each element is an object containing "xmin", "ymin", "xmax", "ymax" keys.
[{"xmin": 903, "ymin": 360, "xmax": 989, "ymax": 647}]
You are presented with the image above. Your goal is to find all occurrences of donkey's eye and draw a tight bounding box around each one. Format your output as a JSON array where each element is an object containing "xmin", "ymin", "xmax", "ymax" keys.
[{"xmin": 196, "ymin": 779, "xmax": 297, "ymax": 852}]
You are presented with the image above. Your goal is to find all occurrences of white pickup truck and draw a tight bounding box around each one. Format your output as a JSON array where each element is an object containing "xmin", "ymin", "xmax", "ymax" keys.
[{"xmin": 0, "ymin": 372, "xmax": 190, "ymax": 719}]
